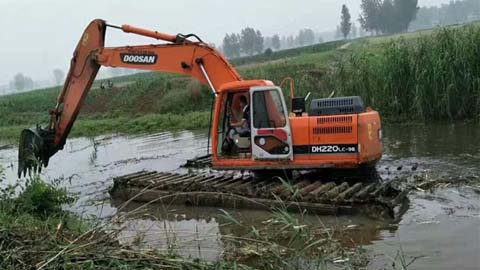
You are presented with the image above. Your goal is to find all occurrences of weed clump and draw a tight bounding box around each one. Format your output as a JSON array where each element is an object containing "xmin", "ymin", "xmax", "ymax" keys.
[
  {"xmin": 0, "ymin": 175, "xmax": 74, "ymax": 217},
  {"xmin": 16, "ymin": 177, "xmax": 74, "ymax": 217},
  {"xmin": 0, "ymin": 173, "xmax": 238, "ymax": 269}
]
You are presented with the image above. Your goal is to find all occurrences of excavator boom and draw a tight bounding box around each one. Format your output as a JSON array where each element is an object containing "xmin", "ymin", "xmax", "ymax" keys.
[{"xmin": 18, "ymin": 19, "xmax": 241, "ymax": 177}]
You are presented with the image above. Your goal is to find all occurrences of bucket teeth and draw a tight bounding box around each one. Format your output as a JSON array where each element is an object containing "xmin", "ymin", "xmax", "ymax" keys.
[{"xmin": 17, "ymin": 127, "xmax": 56, "ymax": 178}]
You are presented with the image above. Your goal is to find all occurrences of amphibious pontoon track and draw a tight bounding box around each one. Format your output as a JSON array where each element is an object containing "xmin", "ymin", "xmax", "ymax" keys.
[{"xmin": 110, "ymin": 170, "xmax": 409, "ymax": 220}]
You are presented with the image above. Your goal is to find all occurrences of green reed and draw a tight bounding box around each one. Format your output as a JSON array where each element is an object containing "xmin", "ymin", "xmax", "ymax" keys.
[{"xmin": 329, "ymin": 25, "xmax": 480, "ymax": 121}]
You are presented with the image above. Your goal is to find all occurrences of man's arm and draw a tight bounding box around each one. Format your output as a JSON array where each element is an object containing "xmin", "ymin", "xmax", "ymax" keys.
[{"xmin": 230, "ymin": 119, "xmax": 246, "ymax": 128}]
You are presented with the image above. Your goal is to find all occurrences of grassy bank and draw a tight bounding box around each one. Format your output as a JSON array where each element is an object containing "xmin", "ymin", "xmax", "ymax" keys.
[
  {"xmin": 1, "ymin": 23, "xmax": 478, "ymax": 142},
  {"xmin": 0, "ymin": 71, "xmax": 214, "ymax": 142},
  {"xmin": 0, "ymin": 111, "xmax": 211, "ymax": 143}
]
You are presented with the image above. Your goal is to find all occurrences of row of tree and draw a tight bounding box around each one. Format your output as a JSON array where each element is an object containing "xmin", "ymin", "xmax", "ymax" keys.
[
  {"xmin": 339, "ymin": 0, "xmax": 480, "ymax": 38},
  {"xmin": 223, "ymin": 0, "xmax": 474, "ymax": 57},
  {"xmin": 222, "ymin": 28, "xmax": 264, "ymax": 58},
  {"xmin": 10, "ymin": 73, "xmax": 34, "ymax": 91},
  {"xmin": 9, "ymin": 69, "xmax": 65, "ymax": 91},
  {"xmin": 225, "ymin": 0, "xmax": 469, "ymax": 57},
  {"xmin": 410, "ymin": 0, "xmax": 480, "ymax": 31},
  {"xmin": 275, "ymin": 29, "xmax": 322, "ymax": 50},
  {"xmin": 222, "ymin": 28, "xmax": 322, "ymax": 58}
]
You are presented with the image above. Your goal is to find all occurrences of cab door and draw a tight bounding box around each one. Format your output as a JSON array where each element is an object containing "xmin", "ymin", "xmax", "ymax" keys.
[{"xmin": 250, "ymin": 86, "xmax": 293, "ymax": 160}]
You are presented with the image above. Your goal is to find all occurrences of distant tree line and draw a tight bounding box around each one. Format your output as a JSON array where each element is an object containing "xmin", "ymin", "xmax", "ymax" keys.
[
  {"xmin": 222, "ymin": 0, "xmax": 478, "ymax": 58},
  {"xmin": 8, "ymin": 68, "xmax": 66, "ymax": 92},
  {"xmin": 222, "ymin": 27, "xmax": 322, "ymax": 58},
  {"xmin": 10, "ymin": 73, "xmax": 34, "ymax": 91},
  {"xmin": 354, "ymin": 0, "xmax": 478, "ymax": 36},
  {"xmin": 410, "ymin": 0, "xmax": 480, "ymax": 31},
  {"xmin": 222, "ymin": 27, "xmax": 264, "ymax": 58}
]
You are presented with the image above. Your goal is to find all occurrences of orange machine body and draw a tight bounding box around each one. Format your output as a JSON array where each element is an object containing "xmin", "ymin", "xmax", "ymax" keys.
[{"xmin": 210, "ymin": 81, "xmax": 382, "ymax": 170}]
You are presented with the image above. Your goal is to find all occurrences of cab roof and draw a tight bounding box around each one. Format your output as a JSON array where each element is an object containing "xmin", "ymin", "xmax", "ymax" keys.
[{"xmin": 218, "ymin": 80, "xmax": 275, "ymax": 93}]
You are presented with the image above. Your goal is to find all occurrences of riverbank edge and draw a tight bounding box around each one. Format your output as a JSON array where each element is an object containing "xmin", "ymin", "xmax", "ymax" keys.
[
  {"xmin": 0, "ymin": 111, "xmax": 211, "ymax": 144},
  {"xmin": 1, "ymin": 111, "xmax": 478, "ymax": 145}
]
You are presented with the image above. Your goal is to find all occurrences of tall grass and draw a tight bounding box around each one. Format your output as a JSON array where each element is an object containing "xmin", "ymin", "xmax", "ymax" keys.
[
  {"xmin": 241, "ymin": 63, "xmax": 332, "ymax": 102},
  {"xmin": 329, "ymin": 25, "xmax": 480, "ymax": 121}
]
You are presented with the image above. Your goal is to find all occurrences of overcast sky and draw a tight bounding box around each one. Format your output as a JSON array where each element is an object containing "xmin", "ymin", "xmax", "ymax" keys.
[{"xmin": 0, "ymin": 0, "xmax": 450, "ymax": 86}]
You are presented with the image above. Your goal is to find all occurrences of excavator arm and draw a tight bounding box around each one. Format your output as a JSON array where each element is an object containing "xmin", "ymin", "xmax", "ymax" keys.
[{"xmin": 18, "ymin": 19, "xmax": 241, "ymax": 177}]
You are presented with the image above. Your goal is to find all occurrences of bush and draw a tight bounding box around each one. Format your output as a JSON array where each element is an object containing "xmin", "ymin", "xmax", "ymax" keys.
[
  {"xmin": 17, "ymin": 177, "xmax": 74, "ymax": 216},
  {"xmin": 264, "ymin": 48, "xmax": 273, "ymax": 57},
  {"xmin": 0, "ymin": 176, "xmax": 75, "ymax": 218}
]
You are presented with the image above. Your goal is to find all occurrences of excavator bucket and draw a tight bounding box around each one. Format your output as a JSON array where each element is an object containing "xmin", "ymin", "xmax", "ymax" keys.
[
  {"xmin": 17, "ymin": 19, "xmax": 106, "ymax": 177},
  {"xmin": 18, "ymin": 127, "xmax": 56, "ymax": 178}
]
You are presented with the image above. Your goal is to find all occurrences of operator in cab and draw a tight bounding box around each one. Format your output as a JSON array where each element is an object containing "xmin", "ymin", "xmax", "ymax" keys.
[{"xmin": 229, "ymin": 95, "xmax": 250, "ymax": 138}]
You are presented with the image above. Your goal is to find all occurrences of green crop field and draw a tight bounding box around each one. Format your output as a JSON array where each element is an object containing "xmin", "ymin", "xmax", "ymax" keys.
[{"xmin": 1, "ymin": 23, "xmax": 479, "ymax": 142}]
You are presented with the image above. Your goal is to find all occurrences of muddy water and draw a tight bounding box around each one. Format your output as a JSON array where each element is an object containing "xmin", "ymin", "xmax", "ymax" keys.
[
  {"xmin": 370, "ymin": 124, "xmax": 480, "ymax": 270},
  {"xmin": 0, "ymin": 124, "xmax": 479, "ymax": 269}
]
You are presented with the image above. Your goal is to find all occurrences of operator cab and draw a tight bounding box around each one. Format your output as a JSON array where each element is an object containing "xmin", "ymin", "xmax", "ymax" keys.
[{"xmin": 216, "ymin": 85, "xmax": 293, "ymax": 161}]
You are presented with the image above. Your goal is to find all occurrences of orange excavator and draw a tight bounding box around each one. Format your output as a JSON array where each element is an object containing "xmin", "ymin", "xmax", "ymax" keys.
[{"xmin": 18, "ymin": 19, "xmax": 382, "ymax": 177}]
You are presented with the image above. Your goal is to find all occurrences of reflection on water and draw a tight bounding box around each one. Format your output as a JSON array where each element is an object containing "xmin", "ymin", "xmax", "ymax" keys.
[
  {"xmin": 115, "ymin": 202, "xmax": 226, "ymax": 261},
  {"xmin": 384, "ymin": 124, "xmax": 479, "ymax": 158},
  {"xmin": 112, "ymin": 200, "xmax": 391, "ymax": 261},
  {"xmin": 0, "ymin": 124, "xmax": 479, "ymax": 268}
]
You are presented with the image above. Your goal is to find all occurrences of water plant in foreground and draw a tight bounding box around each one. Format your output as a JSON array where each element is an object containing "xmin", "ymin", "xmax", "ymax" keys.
[{"xmin": 0, "ymin": 168, "xmax": 416, "ymax": 269}]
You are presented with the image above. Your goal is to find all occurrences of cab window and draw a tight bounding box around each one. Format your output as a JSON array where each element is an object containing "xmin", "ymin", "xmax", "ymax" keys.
[{"xmin": 253, "ymin": 89, "xmax": 286, "ymax": 128}]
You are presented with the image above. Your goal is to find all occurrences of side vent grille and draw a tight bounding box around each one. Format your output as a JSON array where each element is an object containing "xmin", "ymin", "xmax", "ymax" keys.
[
  {"xmin": 313, "ymin": 126, "xmax": 353, "ymax": 134},
  {"xmin": 309, "ymin": 96, "xmax": 365, "ymax": 116},
  {"xmin": 317, "ymin": 116, "xmax": 353, "ymax": 125},
  {"xmin": 317, "ymin": 99, "xmax": 353, "ymax": 107}
]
